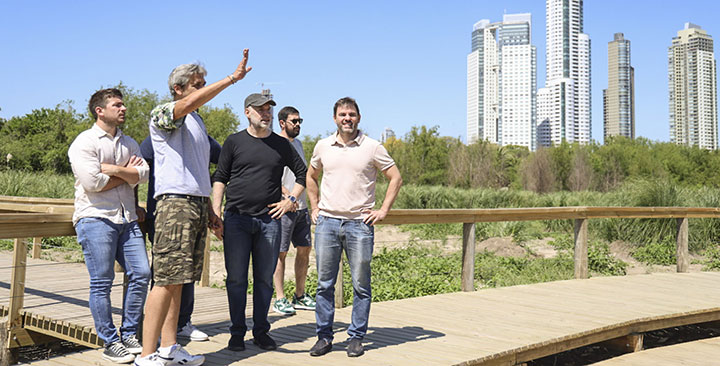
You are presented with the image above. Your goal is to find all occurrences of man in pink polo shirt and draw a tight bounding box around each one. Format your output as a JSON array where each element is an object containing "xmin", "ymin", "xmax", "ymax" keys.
[{"xmin": 306, "ymin": 97, "xmax": 403, "ymax": 358}]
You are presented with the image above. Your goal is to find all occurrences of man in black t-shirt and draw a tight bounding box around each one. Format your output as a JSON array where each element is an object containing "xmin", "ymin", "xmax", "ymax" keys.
[{"xmin": 211, "ymin": 93, "xmax": 307, "ymax": 352}]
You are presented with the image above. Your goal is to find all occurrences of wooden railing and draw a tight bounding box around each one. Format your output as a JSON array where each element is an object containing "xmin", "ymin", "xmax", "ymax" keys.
[{"xmin": 3, "ymin": 196, "xmax": 720, "ymax": 353}]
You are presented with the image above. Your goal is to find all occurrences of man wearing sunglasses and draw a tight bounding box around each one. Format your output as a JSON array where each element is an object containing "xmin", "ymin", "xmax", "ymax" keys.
[{"xmin": 272, "ymin": 106, "xmax": 316, "ymax": 316}]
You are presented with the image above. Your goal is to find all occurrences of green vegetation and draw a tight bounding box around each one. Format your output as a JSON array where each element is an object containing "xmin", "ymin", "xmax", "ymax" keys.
[{"xmin": 3, "ymin": 91, "xmax": 720, "ymax": 303}]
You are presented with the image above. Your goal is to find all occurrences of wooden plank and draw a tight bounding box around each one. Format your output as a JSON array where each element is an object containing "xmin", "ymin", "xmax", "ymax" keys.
[
  {"xmin": 8, "ymin": 239, "xmax": 28, "ymax": 329},
  {"xmin": 335, "ymin": 255, "xmax": 344, "ymax": 309},
  {"xmin": 31, "ymin": 237, "xmax": 41, "ymax": 259},
  {"xmin": 461, "ymin": 222, "xmax": 475, "ymax": 292},
  {"xmin": 676, "ymin": 217, "xmax": 689, "ymax": 272},
  {"xmin": 574, "ymin": 219, "xmax": 588, "ymax": 279}
]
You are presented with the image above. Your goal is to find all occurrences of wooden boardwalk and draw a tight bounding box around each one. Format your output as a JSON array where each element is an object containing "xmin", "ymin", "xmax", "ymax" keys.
[
  {"xmin": 3, "ymin": 252, "xmax": 720, "ymax": 365},
  {"xmin": 591, "ymin": 337, "xmax": 720, "ymax": 365}
]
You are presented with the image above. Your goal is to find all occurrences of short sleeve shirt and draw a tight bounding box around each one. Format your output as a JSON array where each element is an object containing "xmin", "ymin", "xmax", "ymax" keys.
[
  {"xmin": 149, "ymin": 101, "xmax": 211, "ymax": 198},
  {"xmin": 310, "ymin": 131, "xmax": 395, "ymax": 220}
]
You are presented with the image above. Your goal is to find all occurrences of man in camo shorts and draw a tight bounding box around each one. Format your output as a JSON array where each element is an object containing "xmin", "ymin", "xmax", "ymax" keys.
[{"xmin": 134, "ymin": 49, "xmax": 252, "ymax": 366}]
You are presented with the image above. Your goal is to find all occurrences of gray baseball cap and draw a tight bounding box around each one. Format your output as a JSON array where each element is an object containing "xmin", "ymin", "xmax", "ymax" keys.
[{"xmin": 244, "ymin": 93, "xmax": 276, "ymax": 108}]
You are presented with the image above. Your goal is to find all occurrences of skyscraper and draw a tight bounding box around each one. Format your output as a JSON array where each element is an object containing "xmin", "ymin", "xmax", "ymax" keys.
[
  {"xmin": 381, "ymin": 127, "xmax": 396, "ymax": 143},
  {"xmin": 537, "ymin": 0, "xmax": 591, "ymax": 147},
  {"xmin": 604, "ymin": 33, "xmax": 635, "ymax": 140},
  {"xmin": 668, "ymin": 23, "xmax": 718, "ymax": 150},
  {"xmin": 467, "ymin": 14, "xmax": 537, "ymax": 150}
]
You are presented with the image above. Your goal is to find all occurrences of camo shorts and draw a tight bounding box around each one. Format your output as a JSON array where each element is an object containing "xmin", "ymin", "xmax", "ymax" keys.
[{"xmin": 152, "ymin": 196, "xmax": 208, "ymax": 286}]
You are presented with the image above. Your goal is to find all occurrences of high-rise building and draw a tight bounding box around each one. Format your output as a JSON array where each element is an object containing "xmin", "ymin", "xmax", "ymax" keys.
[
  {"xmin": 538, "ymin": 0, "xmax": 591, "ymax": 147},
  {"xmin": 381, "ymin": 127, "xmax": 396, "ymax": 143},
  {"xmin": 467, "ymin": 14, "xmax": 537, "ymax": 150},
  {"xmin": 668, "ymin": 23, "xmax": 718, "ymax": 150},
  {"xmin": 604, "ymin": 33, "xmax": 635, "ymax": 140}
]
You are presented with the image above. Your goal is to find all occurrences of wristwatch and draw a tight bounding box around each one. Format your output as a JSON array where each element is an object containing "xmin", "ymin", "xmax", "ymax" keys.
[{"xmin": 287, "ymin": 195, "xmax": 297, "ymax": 203}]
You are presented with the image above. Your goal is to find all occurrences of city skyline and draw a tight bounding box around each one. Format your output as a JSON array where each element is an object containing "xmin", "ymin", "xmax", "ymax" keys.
[{"xmin": 1, "ymin": 1, "xmax": 719, "ymax": 144}]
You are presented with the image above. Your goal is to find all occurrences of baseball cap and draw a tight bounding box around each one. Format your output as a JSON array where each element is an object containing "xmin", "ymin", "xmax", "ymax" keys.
[{"xmin": 244, "ymin": 93, "xmax": 277, "ymax": 108}]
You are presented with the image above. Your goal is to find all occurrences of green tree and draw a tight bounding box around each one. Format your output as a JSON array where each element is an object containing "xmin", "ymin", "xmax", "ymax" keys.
[
  {"xmin": 200, "ymin": 104, "xmax": 241, "ymax": 143},
  {"xmin": 392, "ymin": 126, "xmax": 451, "ymax": 186},
  {"xmin": 0, "ymin": 102, "xmax": 86, "ymax": 173}
]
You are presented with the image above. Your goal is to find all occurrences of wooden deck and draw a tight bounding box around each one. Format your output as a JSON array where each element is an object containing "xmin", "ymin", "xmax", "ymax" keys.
[
  {"xmin": 591, "ymin": 337, "xmax": 720, "ymax": 365},
  {"xmin": 4, "ymin": 252, "xmax": 720, "ymax": 365}
]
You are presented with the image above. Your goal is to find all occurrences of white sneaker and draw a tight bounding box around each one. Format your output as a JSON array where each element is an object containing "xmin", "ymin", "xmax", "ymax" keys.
[
  {"xmin": 159, "ymin": 344, "xmax": 205, "ymax": 366},
  {"xmin": 133, "ymin": 353, "xmax": 168, "ymax": 366},
  {"xmin": 177, "ymin": 321, "xmax": 209, "ymax": 342}
]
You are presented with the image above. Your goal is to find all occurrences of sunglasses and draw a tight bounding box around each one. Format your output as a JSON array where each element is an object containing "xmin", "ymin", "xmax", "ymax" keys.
[{"xmin": 287, "ymin": 118, "xmax": 303, "ymax": 125}]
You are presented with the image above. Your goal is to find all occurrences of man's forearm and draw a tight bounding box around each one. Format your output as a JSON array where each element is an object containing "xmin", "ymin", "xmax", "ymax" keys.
[
  {"xmin": 211, "ymin": 182, "xmax": 226, "ymax": 215},
  {"xmin": 113, "ymin": 166, "xmax": 141, "ymax": 185},
  {"xmin": 289, "ymin": 183, "xmax": 305, "ymax": 201},
  {"xmin": 99, "ymin": 176, "xmax": 126, "ymax": 192},
  {"xmin": 379, "ymin": 166, "xmax": 403, "ymax": 213}
]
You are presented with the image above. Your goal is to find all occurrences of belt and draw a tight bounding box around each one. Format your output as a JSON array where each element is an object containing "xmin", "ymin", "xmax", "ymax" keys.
[{"xmin": 158, "ymin": 194, "xmax": 208, "ymax": 203}]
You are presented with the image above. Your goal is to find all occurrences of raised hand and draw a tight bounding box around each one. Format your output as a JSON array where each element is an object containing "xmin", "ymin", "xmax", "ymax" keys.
[{"xmin": 232, "ymin": 49, "xmax": 253, "ymax": 81}]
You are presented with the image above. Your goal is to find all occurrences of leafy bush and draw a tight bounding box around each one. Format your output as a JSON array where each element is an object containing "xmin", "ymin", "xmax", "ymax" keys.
[{"xmin": 631, "ymin": 237, "xmax": 677, "ymax": 265}]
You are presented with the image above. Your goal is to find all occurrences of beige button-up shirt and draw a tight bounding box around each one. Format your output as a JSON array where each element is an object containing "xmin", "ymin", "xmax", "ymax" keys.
[
  {"xmin": 68, "ymin": 124, "xmax": 149, "ymax": 225},
  {"xmin": 310, "ymin": 131, "xmax": 395, "ymax": 220}
]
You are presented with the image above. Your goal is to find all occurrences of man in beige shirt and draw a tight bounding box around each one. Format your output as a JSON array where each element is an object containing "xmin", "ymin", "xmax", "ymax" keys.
[
  {"xmin": 68, "ymin": 88, "xmax": 150, "ymax": 364},
  {"xmin": 306, "ymin": 97, "xmax": 402, "ymax": 358}
]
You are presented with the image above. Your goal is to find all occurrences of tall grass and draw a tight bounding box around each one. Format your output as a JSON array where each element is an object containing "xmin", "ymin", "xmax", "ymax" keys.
[
  {"xmin": 378, "ymin": 178, "xmax": 720, "ymax": 251},
  {"xmin": 0, "ymin": 170, "xmax": 75, "ymax": 198}
]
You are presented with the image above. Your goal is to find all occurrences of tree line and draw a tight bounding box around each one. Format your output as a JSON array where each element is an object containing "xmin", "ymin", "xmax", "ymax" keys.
[
  {"xmin": 381, "ymin": 126, "xmax": 720, "ymax": 192},
  {"xmin": 3, "ymin": 85, "xmax": 720, "ymax": 193},
  {"xmin": 0, "ymin": 83, "xmax": 240, "ymax": 173}
]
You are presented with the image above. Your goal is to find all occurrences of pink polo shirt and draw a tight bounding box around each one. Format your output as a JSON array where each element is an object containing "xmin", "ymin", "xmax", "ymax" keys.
[{"xmin": 311, "ymin": 131, "xmax": 395, "ymax": 220}]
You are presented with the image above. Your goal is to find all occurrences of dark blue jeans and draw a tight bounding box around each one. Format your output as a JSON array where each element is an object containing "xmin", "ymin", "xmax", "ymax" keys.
[
  {"xmin": 146, "ymin": 214, "xmax": 195, "ymax": 329},
  {"xmin": 314, "ymin": 215, "xmax": 374, "ymax": 341},
  {"xmin": 75, "ymin": 218, "xmax": 150, "ymax": 345},
  {"xmin": 223, "ymin": 211, "xmax": 280, "ymax": 337}
]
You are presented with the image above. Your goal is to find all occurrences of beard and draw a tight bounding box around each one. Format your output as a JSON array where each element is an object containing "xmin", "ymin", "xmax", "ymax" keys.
[{"xmin": 285, "ymin": 126, "xmax": 300, "ymax": 138}]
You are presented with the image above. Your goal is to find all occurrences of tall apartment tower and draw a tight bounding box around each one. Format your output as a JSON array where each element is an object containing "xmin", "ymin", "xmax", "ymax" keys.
[
  {"xmin": 537, "ymin": 0, "xmax": 591, "ymax": 147},
  {"xmin": 668, "ymin": 23, "xmax": 718, "ymax": 150},
  {"xmin": 604, "ymin": 33, "xmax": 635, "ymax": 140},
  {"xmin": 467, "ymin": 14, "xmax": 537, "ymax": 150}
]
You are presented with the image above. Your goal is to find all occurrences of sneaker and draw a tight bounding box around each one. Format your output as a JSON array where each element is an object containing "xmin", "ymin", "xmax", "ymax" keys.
[
  {"xmin": 227, "ymin": 335, "xmax": 245, "ymax": 352},
  {"xmin": 346, "ymin": 337, "xmax": 364, "ymax": 357},
  {"xmin": 309, "ymin": 338, "xmax": 332, "ymax": 357},
  {"xmin": 292, "ymin": 293, "xmax": 316, "ymax": 310},
  {"xmin": 272, "ymin": 298, "xmax": 296, "ymax": 315},
  {"xmin": 103, "ymin": 341, "xmax": 135, "ymax": 363},
  {"xmin": 177, "ymin": 321, "xmax": 209, "ymax": 342},
  {"xmin": 133, "ymin": 353, "xmax": 167, "ymax": 366},
  {"xmin": 122, "ymin": 334, "xmax": 143, "ymax": 355},
  {"xmin": 158, "ymin": 344, "xmax": 204, "ymax": 366},
  {"xmin": 252, "ymin": 332, "xmax": 277, "ymax": 351}
]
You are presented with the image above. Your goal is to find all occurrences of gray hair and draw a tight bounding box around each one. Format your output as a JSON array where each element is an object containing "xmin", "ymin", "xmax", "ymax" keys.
[{"xmin": 168, "ymin": 63, "xmax": 207, "ymax": 97}]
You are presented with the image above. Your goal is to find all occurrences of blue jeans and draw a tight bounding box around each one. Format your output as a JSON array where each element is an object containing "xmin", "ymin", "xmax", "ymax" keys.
[
  {"xmin": 223, "ymin": 211, "xmax": 280, "ymax": 337},
  {"xmin": 75, "ymin": 218, "xmax": 151, "ymax": 345},
  {"xmin": 146, "ymin": 213, "xmax": 195, "ymax": 329},
  {"xmin": 314, "ymin": 215, "xmax": 374, "ymax": 341}
]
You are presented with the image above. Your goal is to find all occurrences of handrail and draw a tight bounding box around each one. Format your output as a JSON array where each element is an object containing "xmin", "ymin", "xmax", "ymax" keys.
[{"xmin": 0, "ymin": 198, "xmax": 710, "ymax": 307}]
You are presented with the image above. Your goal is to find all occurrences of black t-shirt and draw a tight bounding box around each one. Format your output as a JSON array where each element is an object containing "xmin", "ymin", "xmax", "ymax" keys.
[{"xmin": 213, "ymin": 130, "xmax": 307, "ymax": 216}]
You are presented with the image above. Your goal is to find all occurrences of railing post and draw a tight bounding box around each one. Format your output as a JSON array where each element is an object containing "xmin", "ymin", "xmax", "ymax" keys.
[
  {"xmin": 335, "ymin": 255, "xmax": 344, "ymax": 308},
  {"xmin": 574, "ymin": 219, "xmax": 588, "ymax": 279},
  {"xmin": 462, "ymin": 223, "xmax": 476, "ymax": 291},
  {"xmin": 676, "ymin": 217, "xmax": 689, "ymax": 273},
  {"xmin": 8, "ymin": 238, "xmax": 28, "ymax": 336},
  {"xmin": 31, "ymin": 237, "xmax": 41, "ymax": 259},
  {"xmin": 200, "ymin": 229, "xmax": 212, "ymax": 287}
]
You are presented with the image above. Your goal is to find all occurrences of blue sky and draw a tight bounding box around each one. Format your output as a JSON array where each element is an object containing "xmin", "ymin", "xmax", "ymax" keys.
[{"xmin": 1, "ymin": 0, "xmax": 718, "ymax": 144}]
